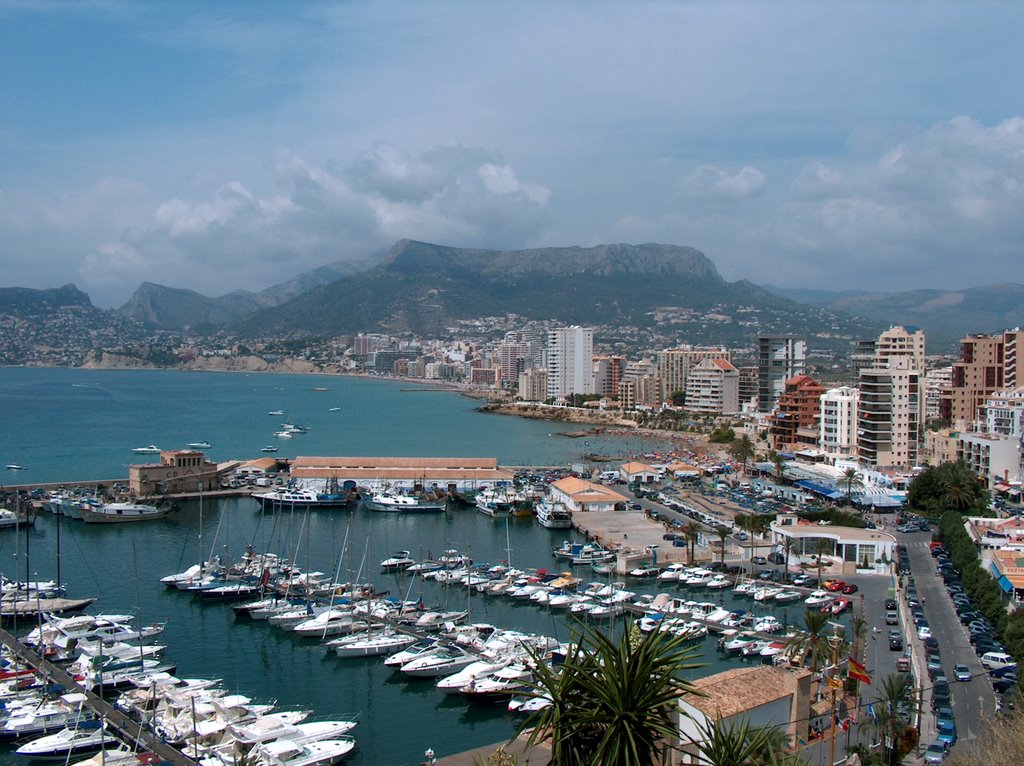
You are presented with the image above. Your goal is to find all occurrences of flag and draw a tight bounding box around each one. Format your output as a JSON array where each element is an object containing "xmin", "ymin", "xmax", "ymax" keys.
[{"xmin": 848, "ymin": 656, "xmax": 871, "ymax": 685}]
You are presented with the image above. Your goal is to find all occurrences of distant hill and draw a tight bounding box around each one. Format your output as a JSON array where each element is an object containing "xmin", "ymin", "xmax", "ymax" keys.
[
  {"xmin": 762, "ymin": 285, "xmax": 872, "ymax": 304},
  {"xmin": 762, "ymin": 283, "xmax": 1024, "ymax": 349},
  {"xmin": 0, "ymin": 283, "xmax": 93, "ymax": 315},
  {"xmin": 117, "ymin": 257, "xmax": 379, "ymax": 330},
  {"xmin": 234, "ymin": 239, "xmax": 868, "ymax": 339}
]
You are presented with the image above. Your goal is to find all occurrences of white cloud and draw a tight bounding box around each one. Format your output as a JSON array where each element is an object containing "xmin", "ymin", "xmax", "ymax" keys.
[
  {"xmin": 679, "ymin": 164, "xmax": 767, "ymax": 201},
  {"xmin": 70, "ymin": 143, "xmax": 550, "ymax": 304}
]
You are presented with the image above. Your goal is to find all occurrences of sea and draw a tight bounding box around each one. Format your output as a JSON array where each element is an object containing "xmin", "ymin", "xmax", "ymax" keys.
[{"xmin": 0, "ymin": 368, "xmax": 826, "ymax": 765}]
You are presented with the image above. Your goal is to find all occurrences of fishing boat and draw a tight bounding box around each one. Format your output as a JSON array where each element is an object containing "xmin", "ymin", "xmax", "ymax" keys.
[
  {"xmin": 77, "ymin": 502, "xmax": 172, "ymax": 523},
  {"xmin": 552, "ymin": 542, "xmax": 614, "ymax": 565},
  {"xmin": 130, "ymin": 445, "xmax": 162, "ymax": 454},
  {"xmin": 534, "ymin": 500, "xmax": 573, "ymax": 529},
  {"xmin": 253, "ymin": 488, "xmax": 350, "ymax": 511},
  {"xmin": 474, "ymin": 486, "xmax": 515, "ymax": 518},
  {"xmin": 362, "ymin": 490, "xmax": 446, "ymax": 514}
]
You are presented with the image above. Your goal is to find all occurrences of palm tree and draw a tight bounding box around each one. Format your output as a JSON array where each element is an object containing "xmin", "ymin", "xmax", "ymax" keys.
[
  {"xmin": 684, "ymin": 715, "xmax": 777, "ymax": 766},
  {"xmin": 730, "ymin": 434, "xmax": 755, "ymax": 474},
  {"xmin": 872, "ymin": 673, "xmax": 917, "ymax": 766},
  {"xmin": 685, "ymin": 521, "xmax": 701, "ymax": 566},
  {"xmin": 769, "ymin": 450, "xmax": 787, "ymax": 483},
  {"xmin": 782, "ymin": 536, "xmax": 795, "ymax": 579},
  {"xmin": 785, "ymin": 608, "xmax": 833, "ymax": 672},
  {"xmin": 840, "ymin": 468, "xmax": 864, "ymax": 507},
  {"xmin": 517, "ymin": 619, "xmax": 703, "ymax": 765},
  {"xmin": 941, "ymin": 462, "xmax": 981, "ymax": 513},
  {"xmin": 813, "ymin": 538, "xmax": 832, "ymax": 583},
  {"xmin": 715, "ymin": 525, "xmax": 730, "ymax": 568}
]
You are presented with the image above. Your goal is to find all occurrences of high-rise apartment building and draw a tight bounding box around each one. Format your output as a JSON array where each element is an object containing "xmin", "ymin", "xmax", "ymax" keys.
[
  {"xmin": 820, "ymin": 386, "xmax": 860, "ymax": 460},
  {"xmin": 758, "ymin": 335, "xmax": 806, "ymax": 412},
  {"xmin": 939, "ymin": 329, "xmax": 1024, "ymax": 429},
  {"xmin": 545, "ymin": 326, "xmax": 595, "ymax": 399},
  {"xmin": 593, "ymin": 356, "xmax": 625, "ymax": 397},
  {"xmin": 685, "ymin": 358, "xmax": 739, "ymax": 414},
  {"xmin": 657, "ymin": 346, "xmax": 731, "ymax": 404},
  {"xmin": 855, "ymin": 326, "xmax": 926, "ymax": 469},
  {"xmin": 517, "ymin": 369, "xmax": 548, "ymax": 402},
  {"xmin": 767, "ymin": 375, "xmax": 826, "ymax": 451}
]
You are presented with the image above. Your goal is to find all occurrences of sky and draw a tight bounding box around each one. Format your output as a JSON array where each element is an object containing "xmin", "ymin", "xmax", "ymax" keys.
[{"xmin": 1, "ymin": 1, "xmax": 1022, "ymax": 308}]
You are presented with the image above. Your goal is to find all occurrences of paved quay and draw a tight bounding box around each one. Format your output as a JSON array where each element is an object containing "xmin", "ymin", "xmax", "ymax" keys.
[{"xmin": 572, "ymin": 509, "xmax": 691, "ymax": 565}]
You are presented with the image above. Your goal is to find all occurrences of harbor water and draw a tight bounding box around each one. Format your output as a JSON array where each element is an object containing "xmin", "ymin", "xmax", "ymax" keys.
[{"xmin": 0, "ymin": 368, "xmax": 838, "ymax": 764}]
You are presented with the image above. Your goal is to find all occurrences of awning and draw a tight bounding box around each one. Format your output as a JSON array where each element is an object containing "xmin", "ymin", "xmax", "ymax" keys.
[
  {"xmin": 998, "ymin": 576, "xmax": 1014, "ymax": 594},
  {"xmin": 795, "ymin": 479, "xmax": 844, "ymax": 500},
  {"xmin": 995, "ymin": 483, "xmax": 1011, "ymax": 491}
]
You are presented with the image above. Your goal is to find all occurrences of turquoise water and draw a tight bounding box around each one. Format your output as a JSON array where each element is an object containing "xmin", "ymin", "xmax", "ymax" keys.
[{"xmin": 0, "ymin": 368, "xmax": 799, "ymax": 765}]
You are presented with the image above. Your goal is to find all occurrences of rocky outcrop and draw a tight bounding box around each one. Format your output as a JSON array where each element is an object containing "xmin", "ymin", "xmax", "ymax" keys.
[
  {"xmin": 80, "ymin": 352, "xmax": 159, "ymax": 369},
  {"xmin": 478, "ymin": 402, "xmax": 637, "ymax": 428}
]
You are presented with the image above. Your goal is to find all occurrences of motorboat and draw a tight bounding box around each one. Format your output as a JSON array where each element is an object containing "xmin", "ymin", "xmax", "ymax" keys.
[
  {"xmin": 0, "ymin": 508, "xmax": 35, "ymax": 529},
  {"xmin": 629, "ymin": 566, "xmax": 661, "ymax": 578},
  {"xmin": 14, "ymin": 720, "xmax": 115, "ymax": 760},
  {"xmin": 752, "ymin": 587, "xmax": 782, "ymax": 602},
  {"xmin": 773, "ymin": 590, "xmax": 803, "ymax": 604},
  {"xmin": 260, "ymin": 446, "xmax": 279, "ymax": 453},
  {"xmin": 250, "ymin": 737, "xmax": 357, "ymax": 766},
  {"xmin": 274, "ymin": 431, "xmax": 295, "ymax": 439},
  {"xmin": 216, "ymin": 718, "xmax": 357, "ymax": 761},
  {"xmin": 706, "ymin": 574, "xmax": 732, "ymax": 590},
  {"xmin": 254, "ymin": 488, "xmax": 350, "ymax": 511},
  {"xmin": 759, "ymin": 641, "xmax": 787, "ymax": 661},
  {"xmin": 291, "ymin": 610, "xmax": 360, "ymax": 638},
  {"xmin": 460, "ymin": 664, "xmax": 533, "ymax": 702},
  {"xmin": 438, "ymin": 549, "xmax": 473, "ymax": 568},
  {"xmin": 552, "ymin": 541, "xmax": 614, "ymax": 565},
  {"xmin": 829, "ymin": 597, "xmax": 850, "ymax": 615},
  {"xmin": 0, "ymin": 693, "xmax": 96, "ymax": 739},
  {"xmin": 130, "ymin": 445, "xmax": 162, "ymax": 454},
  {"xmin": 804, "ymin": 590, "xmax": 834, "ymax": 608},
  {"xmin": 753, "ymin": 615, "xmax": 782, "ymax": 634},
  {"xmin": 330, "ymin": 629, "xmax": 417, "ymax": 658},
  {"xmin": 399, "ymin": 645, "xmax": 478, "ymax": 677},
  {"xmin": 656, "ymin": 563, "xmax": 688, "ymax": 583},
  {"xmin": 268, "ymin": 410, "xmax": 285, "ymax": 416},
  {"xmin": 732, "ymin": 579, "xmax": 757, "ymax": 597},
  {"xmin": 534, "ymin": 500, "xmax": 573, "ymax": 529},
  {"xmin": 187, "ymin": 441, "xmax": 212, "ymax": 450},
  {"xmin": 77, "ymin": 502, "xmax": 171, "ymax": 523},
  {"xmin": 380, "ymin": 551, "xmax": 416, "ymax": 570},
  {"xmin": 363, "ymin": 491, "xmax": 446, "ymax": 514},
  {"xmin": 721, "ymin": 632, "xmax": 757, "ymax": 654},
  {"xmin": 435, "ymin": 658, "xmax": 510, "ymax": 695},
  {"xmin": 683, "ymin": 569, "xmax": 714, "ymax": 587},
  {"xmin": 383, "ymin": 638, "xmax": 442, "ymax": 668}
]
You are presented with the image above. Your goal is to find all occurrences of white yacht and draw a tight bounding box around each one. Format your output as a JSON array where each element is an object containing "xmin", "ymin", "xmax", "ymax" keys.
[
  {"xmin": 363, "ymin": 491, "xmax": 446, "ymax": 514},
  {"xmin": 534, "ymin": 500, "xmax": 572, "ymax": 529},
  {"xmin": 251, "ymin": 737, "xmax": 357, "ymax": 766},
  {"xmin": 330, "ymin": 630, "xmax": 417, "ymax": 658},
  {"xmin": 399, "ymin": 645, "xmax": 477, "ymax": 677}
]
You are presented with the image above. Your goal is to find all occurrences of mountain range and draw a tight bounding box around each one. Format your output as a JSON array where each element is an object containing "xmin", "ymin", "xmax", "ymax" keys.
[{"xmin": 4, "ymin": 241, "xmax": 1021, "ymax": 352}]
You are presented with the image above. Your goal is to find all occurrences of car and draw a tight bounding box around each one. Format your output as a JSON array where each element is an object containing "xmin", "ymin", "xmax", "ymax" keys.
[
  {"xmin": 923, "ymin": 742, "xmax": 948, "ymax": 764},
  {"xmin": 662, "ymin": 533, "xmax": 684, "ymax": 541},
  {"xmin": 889, "ymin": 635, "xmax": 904, "ymax": 651},
  {"xmin": 936, "ymin": 720, "xmax": 957, "ymax": 746},
  {"xmin": 918, "ymin": 625, "xmax": 933, "ymax": 640},
  {"xmin": 823, "ymin": 580, "xmax": 845, "ymax": 592},
  {"xmin": 841, "ymin": 583, "xmax": 859, "ymax": 595},
  {"xmin": 751, "ymin": 555, "xmax": 767, "ymax": 565},
  {"xmin": 734, "ymin": 531, "xmax": 749, "ymax": 541},
  {"xmin": 629, "ymin": 503, "xmax": 643, "ymax": 511},
  {"xmin": 767, "ymin": 551, "xmax": 785, "ymax": 564},
  {"xmin": 927, "ymin": 658, "xmax": 944, "ymax": 678},
  {"xmin": 884, "ymin": 598, "xmax": 897, "ymax": 610},
  {"xmin": 885, "ymin": 611, "xmax": 899, "ymax": 625},
  {"xmin": 993, "ymin": 673, "xmax": 1018, "ymax": 693}
]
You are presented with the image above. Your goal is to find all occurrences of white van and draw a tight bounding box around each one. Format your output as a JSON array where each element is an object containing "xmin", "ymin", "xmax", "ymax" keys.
[
  {"xmin": 980, "ymin": 651, "xmax": 1016, "ymax": 671},
  {"xmin": 599, "ymin": 471, "xmax": 620, "ymax": 483}
]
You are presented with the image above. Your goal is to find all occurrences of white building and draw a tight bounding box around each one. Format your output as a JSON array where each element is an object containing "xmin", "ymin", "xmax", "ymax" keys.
[
  {"xmin": 957, "ymin": 431, "xmax": 1021, "ymax": 489},
  {"xmin": 545, "ymin": 326, "xmax": 595, "ymax": 399},
  {"xmin": 757, "ymin": 335, "xmax": 806, "ymax": 412},
  {"xmin": 983, "ymin": 385, "xmax": 1024, "ymax": 437},
  {"xmin": 686, "ymin": 358, "xmax": 739, "ymax": 414},
  {"xmin": 819, "ymin": 386, "xmax": 859, "ymax": 460},
  {"xmin": 549, "ymin": 477, "xmax": 627, "ymax": 512},
  {"xmin": 857, "ymin": 327, "xmax": 925, "ymax": 469},
  {"xmin": 925, "ymin": 366, "xmax": 952, "ymax": 421},
  {"xmin": 770, "ymin": 515, "xmax": 896, "ymax": 573}
]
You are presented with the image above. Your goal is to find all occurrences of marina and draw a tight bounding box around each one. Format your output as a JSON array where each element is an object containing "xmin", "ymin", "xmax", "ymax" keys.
[{"xmin": 0, "ymin": 367, "xmax": 786, "ymax": 765}]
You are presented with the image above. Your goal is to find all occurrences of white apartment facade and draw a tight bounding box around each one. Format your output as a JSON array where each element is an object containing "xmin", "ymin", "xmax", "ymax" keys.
[
  {"xmin": 545, "ymin": 326, "xmax": 595, "ymax": 399},
  {"xmin": 686, "ymin": 358, "xmax": 740, "ymax": 414},
  {"xmin": 758, "ymin": 335, "xmax": 806, "ymax": 412},
  {"xmin": 819, "ymin": 386, "xmax": 859, "ymax": 460}
]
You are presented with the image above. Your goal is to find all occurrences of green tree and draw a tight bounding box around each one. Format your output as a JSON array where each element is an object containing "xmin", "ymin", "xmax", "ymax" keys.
[
  {"xmin": 685, "ymin": 521, "xmax": 702, "ymax": 566},
  {"xmin": 730, "ymin": 434, "xmax": 755, "ymax": 473},
  {"xmin": 518, "ymin": 620, "xmax": 703, "ymax": 765},
  {"xmin": 785, "ymin": 608, "xmax": 833, "ymax": 672},
  {"xmin": 840, "ymin": 468, "xmax": 864, "ymax": 507},
  {"xmin": 769, "ymin": 450, "xmax": 787, "ymax": 483},
  {"xmin": 684, "ymin": 715, "xmax": 798, "ymax": 766},
  {"xmin": 715, "ymin": 525, "xmax": 730, "ymax": 568},
  {"xmin": 872, "ymin": 673, "xmax": 918, "ymax": 766}
]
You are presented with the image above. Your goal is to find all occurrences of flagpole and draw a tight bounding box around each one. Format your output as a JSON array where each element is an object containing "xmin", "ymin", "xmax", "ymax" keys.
[{"xmin": 828, "ymin": 623, "xmax": 841, "ymax": 766}]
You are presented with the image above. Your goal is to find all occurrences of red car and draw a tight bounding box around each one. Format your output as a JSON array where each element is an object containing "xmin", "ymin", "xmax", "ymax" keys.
[
  {"xmin": 841, "ymin": 583, "xmax": 859, "ymax": 595},
  {"xmin": 823, "ymin": 580, "xmax": 846, "ymax": 592}
]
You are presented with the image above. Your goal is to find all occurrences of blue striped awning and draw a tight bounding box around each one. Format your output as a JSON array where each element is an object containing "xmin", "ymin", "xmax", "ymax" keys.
[{"xmin": 998, "ymin": 575, "xmax": 1014, "ymax": 594}]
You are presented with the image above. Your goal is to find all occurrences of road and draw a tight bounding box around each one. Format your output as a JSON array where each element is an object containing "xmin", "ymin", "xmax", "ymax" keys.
[{"xmin": 900, "ymin": 533, "xmax": 997, "ymax": 751}]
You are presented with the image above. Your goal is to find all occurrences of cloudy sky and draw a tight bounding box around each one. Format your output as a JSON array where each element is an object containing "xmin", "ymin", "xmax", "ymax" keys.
[{"xmin": 2, "ymin": 2, "xmax": 1022, "ymax": 307}]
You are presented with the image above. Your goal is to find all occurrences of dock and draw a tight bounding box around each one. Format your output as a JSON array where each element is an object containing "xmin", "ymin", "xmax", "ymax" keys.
[{"xmin": 0, "ymin": 626, "xmax": 198, "ymax": 765}]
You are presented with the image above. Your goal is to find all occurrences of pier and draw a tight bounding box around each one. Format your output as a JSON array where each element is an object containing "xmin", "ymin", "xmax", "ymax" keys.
[{"xmin": 0, "ymin": 627, "xmax": 198, "ymax": 766}]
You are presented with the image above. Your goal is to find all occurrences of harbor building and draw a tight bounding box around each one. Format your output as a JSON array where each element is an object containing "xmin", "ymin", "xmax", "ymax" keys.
[
  {"xmin": 770, "ymin": 514, "xmax": 896, "ymax": 573},
  {"xmin": 288, "ymin": 456, "xmax": 515, "ymax": 495},
  {"xmin": 549, "ymin": 477, "xmax": 628, "ymax": 512},
  {"xmin": 677, "ymin": 665, "xmax": 814, "ymax": 758},
  {"xmin": 619, "ymin": 461, "xmax": 660, "ymax": 484},
  {"xmin": 129, "ymin": 450, "xmax": 221, "ymax": 496},
  {"xmin": 545, "ymin": 326, "xmax": 595, "ymax": 399},
  {"xmin": 757, "ymin": 335, "xmax": 806, "ymax": 412}
]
